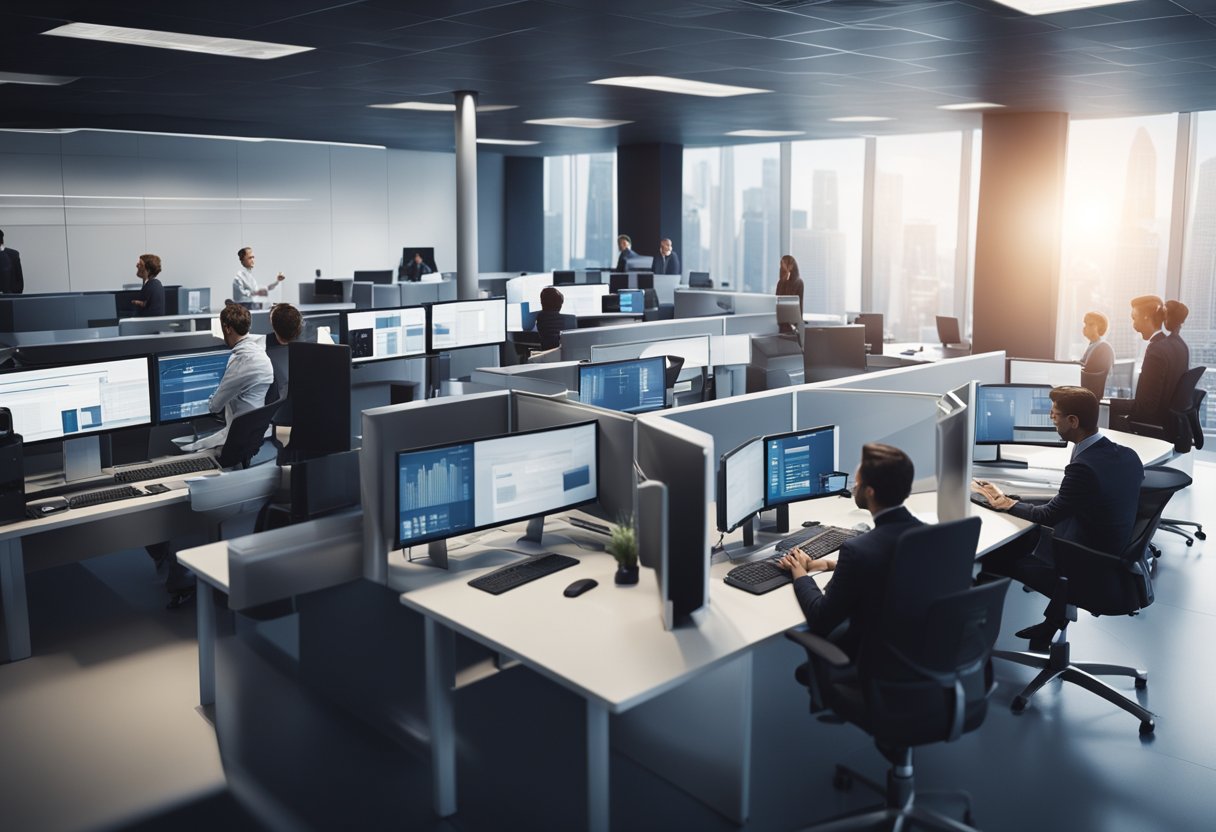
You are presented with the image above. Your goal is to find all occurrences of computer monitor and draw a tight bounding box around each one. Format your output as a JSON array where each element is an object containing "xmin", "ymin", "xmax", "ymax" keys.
[
  {"xmin": 608, "ymin": 273, "xmax": 629, "ymax": 293},
  {"xmin": 854, "ymin": 313, "xmax": 883, "ymax": 356},
  {"xmin": 395, "ymin": 421, "xmax": 598, "ymax": 548},
  {"xmin": 314, "ymin": 278, "xmax": 345, "ymax": 302},
  {"xmin": 1007, "ymin": 358, "xmax": 1082, "ymax": 388},
  {"xmin": 401, "ymin": 247, "xmax": 438, "ymax": 277},
  {"xmin": 803, "ymin": 325, "xmax": 867, "ymax": 382},
  {"xmin": 0, "ymin": 356, "xmax": 154, "ymax": 444},
  {"xmin": 578, "ymin": 356, "xmax": 667, "ymax": 415},
  {"xmin": 591, "ymin": 334, "xmax": 712, "ymax": 369},
  {"xmin": 340, "ymin": 306, "xmax": 427, "ymax": 364},
  {"xmin": 688, "ymin": 271, "xmax": 712, "ymax": 288},
  {"xmin": 764, "ymin": 424, "xmax": 844, "ymax": 509},
  {"xmin": 428, "ymin": 297, "xmax": 506, "ymax": 352},
  {"xmin": 601, "ymin": 289, "xmax": 643, "ymax": 314},
  {"xmin": 635, "ymin": 272, "xmax": 654, "ymax": 290},
  {"xmin": 184, "ymin": 288, "xmax": 210, "ymax": 314},
  {"xmin": 354, "ymin": 270, "xmax": 395, "ymax": 285},
  {"xmin": 936, "ymin": 382, "xmax": 975, "ymax": 523},
  {"xmin": 551, "ymin": 284, "xmax": 608, "ymax": 318},
  {"xmin": 154, "ymin": 349, "xmax": 230, "ymax": 424},
  {"xmin": 552, "ymin": 270, "xmax": 576, "ymax": 285},
  {"xmin": 717, "ymin": 436, "xmax": 764, "ymax": 534},
  {"xmin": 936, "ymin": 315, "xmax": 964, "ymax": 347},
  {"xmin": 625, "ymin": 255, "xmax": 654, "ymax": 271},
  {"xmin": 973, "ymin": 384, "xmax": 1064, "ymax": 460}
]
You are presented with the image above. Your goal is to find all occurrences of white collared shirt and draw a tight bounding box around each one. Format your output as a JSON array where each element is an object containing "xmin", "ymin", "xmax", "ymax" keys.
[{"xmin": 233, "ymin": 266, "xmax": 259, "ymax": 302}]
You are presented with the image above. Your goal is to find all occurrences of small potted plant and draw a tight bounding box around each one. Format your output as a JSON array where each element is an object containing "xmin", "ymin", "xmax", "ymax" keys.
[{"xmin": 607, "ymin": 519, "xmax": 639, "ymax": 585}]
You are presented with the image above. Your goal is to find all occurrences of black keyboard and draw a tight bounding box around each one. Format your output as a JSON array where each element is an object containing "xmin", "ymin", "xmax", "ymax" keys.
[
  {"xmin": 65, "ymin": 485, "xmax": 144, "ymax": 510},
  {"xmin": 725, "ymin": 525, "xmax": 860, "ymax": 595},
  {"xmin": 112, "ymin": 455, "xmax": 219, "ymax": 483},
  {"xmin": 468, "ymin": 552, "xmax": 579, "ymax": 595}
]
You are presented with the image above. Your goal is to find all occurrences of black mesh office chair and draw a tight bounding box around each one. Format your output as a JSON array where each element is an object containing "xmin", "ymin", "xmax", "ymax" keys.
[
  {"xmin": 1125, "ymin": 366, "xmax": 1207, "ymax": 548},
  {"xmin": 992, "ymin": 465, "xmax": 1190, "ymax": 735},
  {"xmin": 217, "ymin": 400, "xmax": 283, "ymax": 470},
  {"xmin": 1080, "ymin": 368, "xmax": 1107, "ymax": 401},
  {"xmin": 786, "ymin": 517, "xmax": 1009, "ymax": 831}
]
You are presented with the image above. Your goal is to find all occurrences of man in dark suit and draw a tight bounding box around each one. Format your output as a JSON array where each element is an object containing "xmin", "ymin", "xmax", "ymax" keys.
[
  {"xmin": 778, "ymin": 442, "xmax": 922, "ymax": 661},
  {"xmin": 973, "ymin": 386, "xmax": 1144, "ymax": 646},
  {"xmin": 614, "ymin": 234, "xmax": 633, "ymax": 272},
  {"xmin": 1110, "ymin": 295, "xmax": 1185, "ymax": 431},
  {"xmin": 655, "ymin": 238, "xmax": 681, "ymax": 275},
  {"xmin": 0, "ymin": 229, "xmax": 23, "ymax": 294},
  {"xmin": 402, "ymin": 252, "xmax": 432, "ymax": 282}
]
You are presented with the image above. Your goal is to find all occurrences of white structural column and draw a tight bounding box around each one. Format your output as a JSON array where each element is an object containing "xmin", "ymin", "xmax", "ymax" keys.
[{"xmin": 453, "ymin": 90, "xmax": 480, "ymax": 301}]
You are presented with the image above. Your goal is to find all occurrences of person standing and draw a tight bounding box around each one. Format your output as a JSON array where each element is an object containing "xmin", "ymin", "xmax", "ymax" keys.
[
  {"xmin": 233, "ymin": 246, "xmax": 285, "ymax": 306},
  {"xmin": 0, "ymin": 229, "xmax": 23, "ymax": 294},
  {"xmin": 655, "ymin": 238, "xmax": 681, "ymax": 275},
  {"xmin": 775, "ymin": 254, "xmax": 804, "ymax": 333},
  {"xmin": 1110, "ymin": 294, "xmax": 1185, "ymax": 431},
  {"xmin": 130, "ymin": 254, "xmax": 165, "ymax": 317},
  {"xmin": 1079, "ymin": 311, "xmax": 1114, "ymax": 375}
]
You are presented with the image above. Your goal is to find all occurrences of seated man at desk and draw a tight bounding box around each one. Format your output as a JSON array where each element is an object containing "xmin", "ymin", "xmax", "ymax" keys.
[
  {"xmin": 972, "ymin": 386, "xmax": 1143, "ymax": 647},
  {"xmin": 1109, "ymin": 294, "xmax": 1185, "ymax": 431},
  {"xmin": 266, "ymin": 302, "xmax": 302, "ymax": 403},
  {"xmin": 777, "ymin": 443, "xmax": 922, "ymax": 660},
  {"xmin": 402, "ymin": 251, "xmax": 432, "ymax": 281},
  {"xmin": 532, "ymin": 286, "xmax": 566, "ymax": 351},
  {"xmin": 615, "ymin": 234, "xmax": 634, "ymax": 272}
]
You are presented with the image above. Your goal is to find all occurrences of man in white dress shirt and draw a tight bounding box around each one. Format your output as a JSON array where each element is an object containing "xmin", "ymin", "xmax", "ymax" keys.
[{"xmin": 232, "ymin": 246, "xmax": 285, "ymax": 305}]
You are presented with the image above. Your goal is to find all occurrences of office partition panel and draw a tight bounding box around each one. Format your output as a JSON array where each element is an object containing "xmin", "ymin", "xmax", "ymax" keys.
[
  {"xmin": 654, "ymin": 388, "xmax": 793, "ymax": 476},
  {"xmin": 559, "ymin": 316, "xmax": 724, "ymax": 362}
]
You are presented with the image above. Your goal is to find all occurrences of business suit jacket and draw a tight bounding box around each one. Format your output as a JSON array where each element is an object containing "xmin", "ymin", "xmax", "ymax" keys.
[
  {"xmin": 1081, "ymin": 339, "xmax": 1114, "ymax": 375},
  {"xmin": 1131, "ymin": 332, "xmax": 1186, "ymax": 427},
  {"xmin": 0, "ymin": 247, "xmax": 23, "ymax": 294},
  {"xmin": 1167, "ymin": 332, "xmax": 1190, "ymax": 381},
  {"xmin": 615, "ymin": 249, "xmax": 632, "ymax": 272},
  {"xmin": 792, "ymin": 505, "xmax": 923, "ymax": 660},
  {"xmin": 1009, "ymin": 435, "xmax": 1143, "ymax": 558},
  {"xmin": 655, "ymin": 251, "xmax": 680, "ymax": 275}
]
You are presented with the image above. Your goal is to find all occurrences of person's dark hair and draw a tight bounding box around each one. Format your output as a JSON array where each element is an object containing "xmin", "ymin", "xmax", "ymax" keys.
[
  {"xmin": 617, "ymin": 234, "xmax": 631, "ymax": 246},
  {"xmin": 858, "ymin": 443, "xmax": 913, "ymax": 508},
  {"xmin": 1165, "ymin": 300, "xmax": 1189, "ymax": 333},
  {"xmin": 0, "ymin": 229, "xmax": 4, "ymax": 244},
  {"xmin": 1130, "ymin": 294, "xmax": 1165, "ymax": 328},
  {"xmin": 780, "ymin": 254, "xmax": 800, "ymax": 282},
  {"xmin": 540, "ymin": 286, "xmax": 564, "ymax": 312},
  {"xmin": 1083, "ymin": 311, "xmax": 1108, "ymax": 336},
  {"xmin": 139, "ymin": 253, "xmax": 162, "ymax": 278},
  {"xmin": 270, "ymin": 303, "xmax": 302, "ymax": 342},
  {"xmin": 1050, "ymin": 385, "xmax": 1099, "ymax": 432},
  {"xmin": 238, "ymin": 246, "xmax": 252, "ymax": 261},
  {"xmin": 220, "ymin": 302, "xmax": 252, "ymax": 336}
]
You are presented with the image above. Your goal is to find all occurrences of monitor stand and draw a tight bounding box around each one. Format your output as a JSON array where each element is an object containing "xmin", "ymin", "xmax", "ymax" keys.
[
  {"xmin": 63, "ymin": 436, "xmax": 104, "ymax": 483},
  {"xmin": 516, "ymin": 515, "xmax": 576, "ymax": 550},
  {"xmin": 759, "ymin": 504, "xmax": 790, "ymax": 535},
  {"xmin": 972, "ymin": 444, "xmax": 1028, "ymax": 469}
]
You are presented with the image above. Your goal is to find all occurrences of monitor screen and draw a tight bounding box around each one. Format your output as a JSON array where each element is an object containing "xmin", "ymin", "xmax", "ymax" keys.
[
  {"xmin": 764, "ymin": 424, "xmax": 842, "ymax": 508},
  {"xmin": 616, "ymin": 290, "xmax": 643, "ymax": 313},
  {"xmin": 354, "ymin": 270, "xmax": 395, "ymax": 285},
  {"xmin": 552, "ymin": 284, "xmax": 608, "ymax": 318},
  {"xmin": 428, "ymin": 297, "xmax": 506, "ymax": 351},
  {"xmin": 689, "ymin": 271, "xmax": 712, "ymax": 288},
  {"xmin": 314, "ymin": 278, "xmax": 344, "ymax": 300},
  {"xmin": 718, "ymin": 436, "xmax": 764, "ymax": 532},
  {"xmin": 396, "ymin": 421, "xmax": 599, "ymax": 547},
  {"xmin": 578, "ymin": 356, "xmax": 666, "ymax": 415},
  {"xmin": 634, "ymin": 272, "xmax": 654, "ymax": 290},
  {"xmin": 973, "ymin": 384, "xmax": 1063, "ymax": 446},
  {"xmin": 155, "ymin": 350, "xmax": 230, "ymax": 423},
  {"xmin": 553, "ymin": 270, "xmax": 576, "ymax": 285},
  {"xmin": 0, "ymin": 357, "xmax": 154, "ymax": 443},
  {"xmin": 341, "ymin": 306, "xmax": 427, "ymax": 363},
  {"xmin": 936, "ymin": 315, "xmax": 963, "ymax": 346},
  {"xmin": 608, "ymin": 273, "xmax": 629, "ymax": 293}
]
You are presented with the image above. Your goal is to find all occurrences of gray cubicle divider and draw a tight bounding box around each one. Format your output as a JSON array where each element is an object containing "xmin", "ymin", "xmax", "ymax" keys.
[
  {"xmin": 721, "ymin": 313, "xmax": 780, "ymax": 336},
  {"xmin": 118, "ymin": 315, "xmax": 200, "ymax": 336},
  {"xmin": 559, "ymin": 315, "xmax": 727, "ymax": 362},
  {"xmin": 227, "ymin": 511, "xmax": 363, "ymax": 611},
  {"xmin": 352, "ymin": 282, "xmax": 373, "ymax": 308},
  {"xmin": 14, "ymin": 331, "xmax": 223, "ymax": 364},
  {"xmin": 373, "ymin": 284, "xmax": 401, "ymax": 308},
  {"xmin": 512, "ymin": 390, "xmax": 636, "ymax": 524},
  {"xmin": 673, "ymin": 289, "xmax": 777, "ymax": 319},
  {"xmin": 400, "ymin": 279, "xmax": 457, "ymax": 306},
  {"xmin": 471, "ymin": 361, "xmax": 580, "ymax": 397},
  {"xmin": 653, "ymin": 273, "xmax": 680, "ymax": 305},
  {"xmin": 361, "ymin": 391, "xmax": 513, "ymax": 583},
  {"xmin": 0, "ymin": 293, "xmax": 118, "ymax": 332},
  {"xmin": 824, "ymin": 351, "xmax": 1006, "ymax": 395},
  {"xmin": 646, "ymin": 386, "xmax": 794, "ymax": 475}
]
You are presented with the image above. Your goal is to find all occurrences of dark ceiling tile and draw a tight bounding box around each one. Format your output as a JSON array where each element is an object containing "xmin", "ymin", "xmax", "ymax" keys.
[
  {"xmin": 779, "ymin": 25, "xmax": 943, "ymax": 51},
  {"xmin": 1068, "ymin": 16, "xmax": 1216, "ymax": 48}
]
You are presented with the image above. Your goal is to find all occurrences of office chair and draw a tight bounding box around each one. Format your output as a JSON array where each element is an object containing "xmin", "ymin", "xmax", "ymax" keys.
[
  {"xmin": 1080, "ymin": 368, "xmax": 1107, "ymax": 401},
  {"xmin": 992, "ymin": 465, "xmax": 1190, "ymax": 735},
  {"xmin": 1125, "ymin": 366, "xmax": 1207, "ymax": 548},
  {"xmin": 217, "ymin": 400, "xmax": 283, "ymax": 470},
  {"xmin": 776, "ymin": 296, "xmax": 804, "ymax": 346},
  {"xmin": 786, "ymin": 518, "xmax": 1008, "ymax": 832}
]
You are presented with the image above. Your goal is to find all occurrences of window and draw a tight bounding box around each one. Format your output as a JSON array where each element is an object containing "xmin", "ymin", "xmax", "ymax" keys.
[
  {"xmin": 1180, "ymin": 112, "xmax": 1216, "ymax": 433},
  {"xmin": 789, "ymin": 138, "xmax": 865, "ymax": 315},
  {"xmin": 872, "ymin": 132, "xmax": 964, "ymax": 341},
  {"xmin": 543, "ymin": 153, "xmax": 616, "ymax": 271}
]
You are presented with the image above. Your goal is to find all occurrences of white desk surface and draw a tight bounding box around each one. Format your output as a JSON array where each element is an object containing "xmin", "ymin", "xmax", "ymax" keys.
[
  {"xmin": 395, "ymin": 492, "xmax": 1029, "ymax": 715},
  {"xmin": 992, "ymin": 428, "xmax": 1173, "ymax": 472},
  {"xmin": 177, "ymin": 540, "xmax": 230, "ymax": 592}
]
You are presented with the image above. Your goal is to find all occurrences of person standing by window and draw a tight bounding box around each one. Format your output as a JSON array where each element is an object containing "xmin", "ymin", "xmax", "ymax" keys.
[{"xmin": 775, "ymin": 254, "xmax": 804, "ymax": 333}]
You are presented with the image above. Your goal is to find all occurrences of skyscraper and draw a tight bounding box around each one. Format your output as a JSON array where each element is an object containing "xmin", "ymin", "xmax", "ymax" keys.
[
  {"xmin": 1109, "ymin": 127, "xmax": 1161, "ymax": 359},
  {"xmin": 741, "ymin": 187, "xmax": 766, "ymax": 294},
  {"xmin": 711, "ymin": 147, "xmax": 736, "ymax": 289},
  {"xmin": 1180, "ymin": 155, "xmax": 1216, "ymax": 428},
  {"xmin": 813, "ymin": 169, "xmax": 839, "ymax": 232},
  {"xmin": 584, "ymin": 154, "xmax": 614, "ymax": 269}
]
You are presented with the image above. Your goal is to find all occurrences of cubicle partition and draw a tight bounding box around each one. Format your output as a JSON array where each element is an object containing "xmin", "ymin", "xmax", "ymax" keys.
[
  {"xmin": 644, "ymin": 386, "xmax": 792, "ymax": 471},
  {"xmin": 673, "ymin": 289, "xmax": 777, "ymax": 319},
  {"xmin": 560, "ymin": 316, "xmax": 729, "ymax": 362},
  {"xmin": 471, "ymin": 362, "xmax": 581, "ymax": 397},
  {"xmin": 14, "ymin": 332, "xmax": 223, "ymax": 365},
  {"xmin": 721, "ymin": 313, "xmax": 781, "ymax": 337},
  {"xmin": 0, "ymin": 294, "xmax": 117, "ymax": 331}
]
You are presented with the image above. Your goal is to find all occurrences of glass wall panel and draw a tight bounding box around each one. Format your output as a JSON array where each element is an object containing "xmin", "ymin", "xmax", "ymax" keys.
[
  {"xmin": 543, "ymin": 152, "xmax": 616, "ymax": 271},
  {"xmin": 789, "ymin": 138, "xmax": 865, "ymax": 316}
]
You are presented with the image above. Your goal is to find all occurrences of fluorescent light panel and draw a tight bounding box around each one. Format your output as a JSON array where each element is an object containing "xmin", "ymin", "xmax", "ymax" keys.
[
  {"xmin": 477, "ymin": 138, "xmax": 539, "ymax": 146},
  {"xmin": 369, "ymin": 102, "xmax": 516, "ymax": 112},
  {"xmin": 590, "ymin": 76, "xmax": 770, "ymax": 97},
  {"xmin": 43, "ymin": 22, "xmax": 313, "ymax": 60},
  {"xmin": 0, "ymin": 71, "xmax": 77, "ymax": 86},
  {"xmin": 0, "ymin": 127, "xmax": 383, "ymax": 149},
  {"xmin": 829, "ymin": 116, "xmax": 893, "ymax": 123},
  {"xmin": 989, "ymin": 0, "xmax": 1140, "ymax": 14},
  {"xmin": 725, "ymin": 129, "xmax": 805, "ymax": 138},
  {"xmin": 938, "ymin": 102, "xmax": 1005, "ymax": 111},
  {"xmin": 525, "ymin": 117, "xmax": 632, "ymax": 129}
]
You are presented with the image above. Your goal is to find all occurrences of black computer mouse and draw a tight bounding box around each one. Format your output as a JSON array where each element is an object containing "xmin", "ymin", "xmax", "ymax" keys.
[{"xmin": 563, "ymin": 578, "xmax": 599, "ymax": 598}]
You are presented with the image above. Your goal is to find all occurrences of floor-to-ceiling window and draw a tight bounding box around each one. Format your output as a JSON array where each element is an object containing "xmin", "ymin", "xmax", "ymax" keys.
[
  {"xmin": 542, "ymin": 152, "xmax": 616, "ymax": 271},
  {"xmin": 789, "ymin": 138, "xmax": 865, "ymax": 316},
  {"xmin": 872, "ymin": 132, "xmax": 964, "ymax": 342},
  {"xmin": 1179, "ymin": 112, "xmax": 1216, "ymax": 432}
]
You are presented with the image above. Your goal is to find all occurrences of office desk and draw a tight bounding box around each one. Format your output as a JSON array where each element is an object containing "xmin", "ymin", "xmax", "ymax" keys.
[
  {"xmin": 176, "ymin": 540, "xmax": 228, "ymax": 707},
  {"xmin": 984, "ymin": 428, "xmax": 1172, "ymax": 473},
  {"xmin": 0, "ymin": 470, "xmax": 218, "ymax": 663},
  {"xmin": 576, "ymin": 313, "xmax": 644, "ymax": 327},
  {"xmin": 395, "ymin": 494, "xmax": 1030, "ymax": 831}
]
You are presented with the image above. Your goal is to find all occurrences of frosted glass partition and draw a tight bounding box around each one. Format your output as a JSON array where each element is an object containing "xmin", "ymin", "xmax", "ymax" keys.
[{"xmin": 559, "ymin": 316, "xmax": 726, "ymax": 362}]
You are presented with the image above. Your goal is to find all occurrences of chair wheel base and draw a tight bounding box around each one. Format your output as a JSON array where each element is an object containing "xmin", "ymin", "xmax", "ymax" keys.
[
  {"xmin": 1196, "ymin": 531, "xmax": 1207, "ymax": 541},
  {"xmin": 1011, "ymin": 696, "xmax": 1028, "ymax": 714},
  {"xmin": 1140, "ymin": 720, "xmax": 1155, "ymax": 736},
  {"xmin": 1186, "ymin": 539, "xmax": 1194, "ymax": 547}
]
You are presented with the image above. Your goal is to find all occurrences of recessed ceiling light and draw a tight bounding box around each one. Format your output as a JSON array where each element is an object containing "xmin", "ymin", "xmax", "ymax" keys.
[
  {"xmin": 43, "ymin": 22, "xmax": 313, "ymax": 60},
  {"xmin": 725, "ymin": 129, "xmax": 806, "ymax": 138},
  {"xmin": 525, "ymin": 117, "xmax": 632, "ymax": 129},
  {"xmin": 369, "ymin": 102, "xmax": 516, "ymax": 113},
  {"xmin": 989, "ymin": 0, "xmax": 1140, "ymax": 15},
  {"xmin": 590, "ymin": 76, "xmax": 770, "ymax": 97},
  {"xmin": 477, "ymin": 138, "xmax": 540, "ymax": 146},
  {"xmin": 0, "ymin": 71, "xmax": 77, "ymax": 86},
  {"xmin": 937, "ymin": 102, "xmax": 1005, "ymax": 111},
  {"xmin": 828, "ymin": 116, "xmax": 893, "ymax": 123}
]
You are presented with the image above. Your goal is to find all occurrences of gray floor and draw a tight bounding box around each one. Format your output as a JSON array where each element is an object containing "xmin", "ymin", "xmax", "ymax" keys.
[{"xmin": 3, "ymin": 461, "xmax": 1216, "ymax": 831}]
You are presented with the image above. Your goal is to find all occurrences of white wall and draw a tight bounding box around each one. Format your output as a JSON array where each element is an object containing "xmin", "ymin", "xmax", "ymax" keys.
[{"xmin": 0, "ymin": 130, "xmax": 484, "ymax": 305}]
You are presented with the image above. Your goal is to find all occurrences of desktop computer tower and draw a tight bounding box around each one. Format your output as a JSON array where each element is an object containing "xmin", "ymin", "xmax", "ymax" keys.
[{"xmin": 0, "ymin": 408, "xmax": 24, "ymax": 524}]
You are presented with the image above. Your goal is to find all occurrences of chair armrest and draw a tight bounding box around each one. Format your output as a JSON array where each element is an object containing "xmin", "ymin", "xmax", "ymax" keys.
[
  {"xmin": 1124, "ymin": 419, "xmax": 1167, "ymax": 440},
  {"xmin": 785, "ymin": 628, "xmax": 850, "ymax": 668}
]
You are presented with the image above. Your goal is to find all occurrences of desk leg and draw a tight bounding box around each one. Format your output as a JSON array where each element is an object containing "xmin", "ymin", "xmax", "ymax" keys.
[
  {"xmin": 0, "ymin": 539, "xmax": 30, "ymax": 663},
  {"xmin": 587, "ymin": 700, "xmax": 610, "ymax": 832},
  {"xmin": 424, "ymin": 618, "xmax": 457, "ymax": 817},
  {"xmin": 197, "ymin": 582, "xmax": 216, "ymax": 706}
]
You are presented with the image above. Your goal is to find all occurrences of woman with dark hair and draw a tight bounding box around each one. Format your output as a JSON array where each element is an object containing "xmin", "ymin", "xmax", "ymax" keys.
[
  {"xmin": 130, "ymin": 253, "xmax": 165, "ymax": 317},
  {"xmin": 1165, "ymin": 299, "xmax": 1190, "ymax": 370},
  {"xmin": 775, "ymin": 254, "xmax": 803, "ymax": 333},
  {"xmin": 534, "ymin": 286, "xmax": 566, "ymax": 351}
]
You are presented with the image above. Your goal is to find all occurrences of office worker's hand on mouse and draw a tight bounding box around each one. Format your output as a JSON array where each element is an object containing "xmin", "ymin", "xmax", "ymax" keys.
[{"xmin": 972, "ymin": 479, "xmax": 1016, "ymax": 510}]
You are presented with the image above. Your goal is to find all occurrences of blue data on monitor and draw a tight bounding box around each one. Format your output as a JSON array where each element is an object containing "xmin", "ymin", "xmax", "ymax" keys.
[
  {"xmin": 579, "ymin": 356, "xmax": 666, "ymax": 414},
  {"xmin": 397, "ymin": 443, "xmax": 475, "ymax": 546},
  {"xmin": 766, "ymin": 426, "xmax": 839, "ymax": 506},
  {"xmin": 974, "ymin": 384, "xmax": 1059, "ymax": 445},
  {"xmin": 617, "ymin": 290, "xmax": 644, "ymax": 313},
  {"xmin": 156, "ymin": 351, "xmax": 231, "ymax": 422}
]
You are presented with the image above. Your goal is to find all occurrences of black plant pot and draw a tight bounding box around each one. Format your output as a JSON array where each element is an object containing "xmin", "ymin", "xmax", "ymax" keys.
[{"xmin": 614, "ymin": 563, "xmax": 639, "ymax": 585}]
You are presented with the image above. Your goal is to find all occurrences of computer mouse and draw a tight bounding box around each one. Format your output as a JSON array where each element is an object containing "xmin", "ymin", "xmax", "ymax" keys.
[
  {"xmin": 563, "ymin": 578, "xmax": 599, "ymax": 598},
  {"xmin": 852, "ymin": 522, "xmax": 872, "ymax": 533}
]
